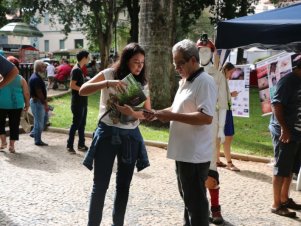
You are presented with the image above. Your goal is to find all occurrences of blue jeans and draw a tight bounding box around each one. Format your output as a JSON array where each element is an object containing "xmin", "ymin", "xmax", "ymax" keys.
[
  {"xmin": 30, "ymin": 98, "xmax": 46, "ymax": 144},
  {"xmin": 67, "ymin": 104, "xmax": 87, "ymax": 148},
  {"xmin": 87, "ymin": 137, "xmax": 139, "ymax": 226},
  {"xmin": 176, "ymin": 161, "xmax": 210, "ymax": 226}
]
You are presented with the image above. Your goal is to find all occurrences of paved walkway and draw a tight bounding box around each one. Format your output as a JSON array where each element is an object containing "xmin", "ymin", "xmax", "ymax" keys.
[{"xmin": 1, "ymin": 132, "xmax": 301, "ymax": 226}]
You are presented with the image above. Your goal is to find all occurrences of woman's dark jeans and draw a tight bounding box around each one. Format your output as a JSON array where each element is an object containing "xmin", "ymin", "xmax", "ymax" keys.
[
  {"xmin": 87, "ymin": 137, "xmax": 139, "ymax": 226},
  {"xmin": 83, "ymin": 122, "xmax": 150, "ymax": 172},
  {"xmin": 67, "ymin": 105, "xmax": 87, "ymax": 148}
]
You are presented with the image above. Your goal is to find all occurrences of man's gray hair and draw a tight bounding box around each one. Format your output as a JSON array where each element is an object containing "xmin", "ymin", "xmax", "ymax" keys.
[
  {"xmin": 172, "ymin": 39, "xmax": 199, "ymax": 62},
  {"xmin": 34, "ymin": 60, "xmax": 45, "ymax": 73}
]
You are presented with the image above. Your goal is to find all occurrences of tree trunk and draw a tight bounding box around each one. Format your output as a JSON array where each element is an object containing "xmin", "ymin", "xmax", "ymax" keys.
[
  {"xmin": 139, "ymin": 0, "xmax": 174, "ymax": 109},
  {"xmin": 126, "ymin": 0, "xmax": 139, "ymax": 42}
]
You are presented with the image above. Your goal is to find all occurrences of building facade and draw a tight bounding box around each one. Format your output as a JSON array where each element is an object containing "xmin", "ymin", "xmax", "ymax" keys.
[{"xmin": 33, "ymin": 13, "xmax": 88, "ymax": 55}]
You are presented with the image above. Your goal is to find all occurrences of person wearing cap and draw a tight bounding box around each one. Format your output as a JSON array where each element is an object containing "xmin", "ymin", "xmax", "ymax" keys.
[
  {"xmin": 144, "ymin": 39, "xmax": 217, "ymax": 226},
  {"xmin": 0, "ymin": 56, "xmax": 30, "ymax": 153},
  {"xmin": 196, "ymin": 34, "xmax": 229, "ymax": 224},
  {"xmin": 0, "ymin": 54, "xmax": 19, "ymax": 89},
  {"xmin": 269, "ymin": 53, "xmax": 301, "ymax": 218}
]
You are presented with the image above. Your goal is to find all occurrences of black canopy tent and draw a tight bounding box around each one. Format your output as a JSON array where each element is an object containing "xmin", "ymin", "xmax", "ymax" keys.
[{"xmin": 215, "ymin": 3, "xmax": 301, "ymax": 52}]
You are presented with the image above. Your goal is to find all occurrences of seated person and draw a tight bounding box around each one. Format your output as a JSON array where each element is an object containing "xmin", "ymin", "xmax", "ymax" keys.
[
  {"xmin": 53, "ymin": 59, "xmax": 72, "ymax": 89},
  {"xmin": 46, "ymin": 61, "xmax": 56, "ymax": 89}
]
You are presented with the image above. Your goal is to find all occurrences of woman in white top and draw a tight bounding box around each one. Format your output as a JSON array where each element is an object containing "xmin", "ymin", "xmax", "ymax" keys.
[
  {"xmin": 80, "ymin": 43, "xmax": 152, "ymax": 226},
  {"xmin": 217, "ymin": 62, "xmax": 240, "ymax": 171}
]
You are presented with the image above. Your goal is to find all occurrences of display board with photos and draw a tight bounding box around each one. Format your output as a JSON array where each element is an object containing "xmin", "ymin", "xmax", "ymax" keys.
[
  {"xmin": 228, "ymin": 64, "xmax": 251, "ymax": 117},
  {"xmin": 255, "ymin": 52, "xmax": 292, "ymax": 116}
]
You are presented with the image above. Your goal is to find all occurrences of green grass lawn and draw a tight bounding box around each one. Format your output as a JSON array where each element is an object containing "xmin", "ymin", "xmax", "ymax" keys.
[
  {"xmin": 49, "ymin": 88, "xmax": 273, "ymax": 157},
  {"xmin": 231, "ymin": 88, "xmax": 272, "ymax": 157}
]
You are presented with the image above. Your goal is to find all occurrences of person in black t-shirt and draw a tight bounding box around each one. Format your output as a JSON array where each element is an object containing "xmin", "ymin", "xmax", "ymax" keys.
[
  {"xmin": 269, "ymin": 54, "xmax": 301, "ymax": 218},
  {"xmin": 67, "ymin": 50, "xmax": 90, "ymax": 154}
]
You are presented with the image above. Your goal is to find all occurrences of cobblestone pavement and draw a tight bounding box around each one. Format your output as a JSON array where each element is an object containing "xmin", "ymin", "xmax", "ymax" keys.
[{"xmin": 1, "ymin": 131, "xmax": 301, "ymax": 226}]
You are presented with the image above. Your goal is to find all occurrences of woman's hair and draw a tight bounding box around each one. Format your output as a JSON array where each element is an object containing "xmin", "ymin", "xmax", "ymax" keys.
[
  {"xmin": 7, "ymin": 56, "xmax": 20, "ymax": 69},
  {"xmin": 223, "ymin": 62, "xmax": 235, "ymax": 73},
  {"xmin": 112, "ymin": 43, "xmax": 147, "ymax": 85}
]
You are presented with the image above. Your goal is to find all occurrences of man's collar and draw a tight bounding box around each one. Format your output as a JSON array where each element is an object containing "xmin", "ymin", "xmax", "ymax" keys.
[{"xmin": 187, "ymin": 67, "xmax": 204, "ymax": 82}]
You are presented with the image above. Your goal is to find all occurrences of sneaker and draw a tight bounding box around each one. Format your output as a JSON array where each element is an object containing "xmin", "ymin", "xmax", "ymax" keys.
[
  {"xmin": 78, "ymin": 145, "xmax": 88, "ymax": 152},
  {"xmin": 35, "ymin": 141, "xmax": 48, "ymax": 146},
  {"xmin": 210, "ymin": 205, "xmax": 224, "ymax": 225},
  {"xmin": 67, "ymin": 147, "xmax": 76, "ymax": 154},
  {"xmin": 282, "ymin": 198, "xmax": 301, "ymax": 210}
]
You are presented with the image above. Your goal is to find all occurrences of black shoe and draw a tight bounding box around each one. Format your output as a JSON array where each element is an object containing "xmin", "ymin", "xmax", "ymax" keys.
[
  {"xmin": 35, "ymin": 141, "xmax": 48, "ymax": 146},
  {"xmin": 282, "ymin": 198, "xmax": 301, "ymax": 210},
  {"xmin": 29, "ymin": 133, "xmax": 34, "ymax": 138},
  {"xmin": 67, "ymin": 147, "xmax": 76, "ymax": 154},
  {"xmin": 210, "ymin": 205, "xmax": 224, "ymax": 225},
  {"xmin": 271, "ymin": 206, "xmax": 296, "ymax": 218},
  {"xmin": 78, "ymin": 145, "xmax": 88, "ymax": 152}
]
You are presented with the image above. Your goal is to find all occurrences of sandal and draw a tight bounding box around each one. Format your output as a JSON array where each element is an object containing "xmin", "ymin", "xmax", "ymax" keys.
[
  {"xmin": 0, "ymin": 142, "xmax": 7, "ymax": 149},
  {"xmin": 9, "ymin": 146, "xmax": 15, "ymax": 153},
  {"xmin": 271, "ymin": 206, "xmax": 296, "ymax": 218},
  {"xmin": 216, "ymin": 161, "xmax": 227, "ymax": 167},
  {"xmin": 226, "ymin": 161, "xmax": 240, "ymax": 171}
]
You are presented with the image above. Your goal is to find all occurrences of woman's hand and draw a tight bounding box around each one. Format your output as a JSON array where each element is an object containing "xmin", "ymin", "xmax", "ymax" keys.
[
  {"xmin": 114, "ymin": 104, "xmax": 134, "ymax": 116},
  {"xmin": 107, "ymin": 80, "xmax": 127, "ymax": 93},
  {"xmin": 24, "ymin": 105, "xmax": 30, "ymax": 112}
]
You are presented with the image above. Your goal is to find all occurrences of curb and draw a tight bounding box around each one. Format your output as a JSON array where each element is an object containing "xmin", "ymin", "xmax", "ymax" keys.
[
  {"xmin": 47, "ymin": 89, "xmax": 71, "ymax": 101},
  {"xmin": 46, "ymin": 127, "xmax": 271, "ymax": 164}
]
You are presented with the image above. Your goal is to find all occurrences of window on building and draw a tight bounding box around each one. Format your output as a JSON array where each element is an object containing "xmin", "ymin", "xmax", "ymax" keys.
[
  {"xmin": 74, "ymin": 39, "xmax": 84, "ymax": 48},
  {"xmin": 59, "ymin": 40, "xmax": 65, "ymax": 49},
  {"xmin": 44, "ymin": 13, "xmax": 49, "ymax": 25},
  {"xmin": 44, "ymin": 40, "xmax": 49, "ymax": 52}
]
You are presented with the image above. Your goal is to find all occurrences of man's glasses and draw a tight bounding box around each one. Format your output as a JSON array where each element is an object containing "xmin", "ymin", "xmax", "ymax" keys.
[{"xmin": 173, "ymin": 60, "xmax": 187, "ymax": 69}]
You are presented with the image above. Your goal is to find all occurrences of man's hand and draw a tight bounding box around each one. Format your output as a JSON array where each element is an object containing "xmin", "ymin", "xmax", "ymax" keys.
[
  {"xmin": 280, "ymin": 128, "xmax": 291, "ymax": 143},
  {"xmin": 142, "ymin": 109, "xmax": 156, "ymax": 121},
  {"xmin": 154, "ymin": 110, "xmax": 172, "ymax": 123}
]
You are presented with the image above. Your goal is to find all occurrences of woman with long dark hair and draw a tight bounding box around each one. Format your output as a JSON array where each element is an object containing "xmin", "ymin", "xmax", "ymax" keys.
[{"xmin": 80, "ymin": 43, "xmax": 151, "ymax": 226}]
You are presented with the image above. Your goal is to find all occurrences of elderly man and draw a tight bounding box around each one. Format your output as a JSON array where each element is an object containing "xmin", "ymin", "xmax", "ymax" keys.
[
  {"xmin": 29, "ymin": 60, "xmax": 48, "ymax": 146},
  {"xmin": 0, "ymin": 54, "xmax": 19, "ymax": 88},
  {"xmin": 144, "ymin": 39, "xmax": 217, "ymax": 226}
]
